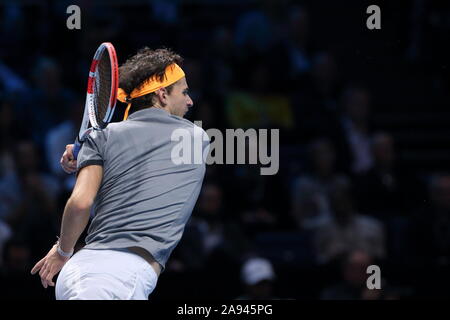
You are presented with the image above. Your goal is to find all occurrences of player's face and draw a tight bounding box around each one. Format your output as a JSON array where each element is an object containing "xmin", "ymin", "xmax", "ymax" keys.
[{"xmin": 166, "ymin": 77, "xmax": 193, "ymax": 117}]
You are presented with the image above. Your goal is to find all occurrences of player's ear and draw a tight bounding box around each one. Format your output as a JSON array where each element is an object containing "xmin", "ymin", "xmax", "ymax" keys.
[{"xmin": 155, "ymin": 88, "xmax": 168, "ymax": 104}]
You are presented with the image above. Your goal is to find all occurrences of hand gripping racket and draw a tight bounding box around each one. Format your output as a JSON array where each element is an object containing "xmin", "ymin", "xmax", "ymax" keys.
[{"xmin": 73, "ymin": 42, "xmax": 118, "ymax": 159}]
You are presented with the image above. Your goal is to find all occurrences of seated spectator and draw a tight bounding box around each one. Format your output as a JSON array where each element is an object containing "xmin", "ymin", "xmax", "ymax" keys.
[
  {"xmin": 0, "ymin": 140, "xmax": 59, "ymax": 220},
  {"xmin": 410, "ymin": 174, "xmax": 450, "ymax": 266},
  {"xmin": 168, "ymin": 182, "xmax": 250, "ymax": 272},
  {"xmin": 240, "ymin": 206, "xmax": 278, "ymax": 237},
  {"xmin": 226, "ymin": 62, "xmax": 294, "ymax": 130},
  {"xmin": 0, "ymin": 60, "xmax": 28, "ymax": 96},
  {"xmin": 234, "ymin": 0, "xmax": 286, "ymax": 57},
  {"xmin": 282, "ymin": 5, "xmax": 314, "ymax": 81},
  {"xmin": 236, "ymin": 257, "xmax": 278, "ymax": 300},
  {"xmin": 228, "ymin": 139, "xmax": 283, "ymax": 234},
  {"xmin": 45, "ymin": 96, "xmax": 84, "ymax": 192},
  {"xmin": 223, "ymin": 140, "xmax": 284, "ymax": 235},
  {"xmin": 330, "ymin": 85, "xmax": 375, "ymax": 175},
  {"xmin": 314, "ymin": 176, "xmax": 386, "ymax": 264},
  {"xmin": 291, "ymin": 138, "xmax": 342, "ymax": 230},
  {"xmin": 20, "ymin": 57, "xmax": 75, "ymax": 149},
  {"xmin": 203, "ymin": 26, "xmax": 235, "ymax": 98},
  {"xmin": 354, "ymin": 132, "xmax": 424, "ymax": 220},
  {"xmin": 320, "ymin": 249, "xmax": 397, "ymax": 300},
  {"xmin": 409, "ymin": 174, "xmax": 450, "ymax": 297},
  {"xmin": 291, "ymin": 52, "xmax": 341, "ymax": 141},
  {"xmin": 45, "ymin": 97, "xmax": 82, "ymax": 177},
  {"xmin": 0, "ymin": 140, "xmax": 60, "ymax": 260}
]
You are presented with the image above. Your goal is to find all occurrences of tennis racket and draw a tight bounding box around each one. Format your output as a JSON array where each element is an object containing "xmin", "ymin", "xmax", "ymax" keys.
[{"xmin": 73, "ymin": 42, "xmax": 119, "ymax": 159}]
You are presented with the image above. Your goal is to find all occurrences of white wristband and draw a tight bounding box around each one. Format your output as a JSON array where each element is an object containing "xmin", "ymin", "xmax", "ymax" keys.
[{"xmin": 56, "ymin": 240, "xmax": 74, "ymax": 258}]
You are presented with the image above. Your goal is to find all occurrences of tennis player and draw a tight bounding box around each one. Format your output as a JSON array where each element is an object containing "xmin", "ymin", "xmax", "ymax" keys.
[{"xmin": 31, "ymin": 47, "xmax": 209, "ymax": 300}]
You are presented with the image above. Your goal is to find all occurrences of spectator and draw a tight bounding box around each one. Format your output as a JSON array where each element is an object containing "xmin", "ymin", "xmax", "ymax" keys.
[
  {"xmin": 410, "ymin": 174, "xmax": 450, "ymax": 266},
  {"xmin": 314, "ymin": 176, "xmax": 386, "ymax": 264},
  {"xmin": 22, "ymin": 57, "xmax": 75, "ymax": 149},
  {"xmin": 354, "ymin": 132, "xmax": 426, "ymax": 266},
  {"xmin": 320, "ymin": 249, "xmax": 396, "ymax": 300},
  {"xmin": 292, "ymin": 52, "xmax": 341, "ymax": 140},
  {"xmin": 282, "ymin": 5, "xmax": 314, "ymax": 81},
  {"xmin": 332, "ymin": 85, "xmax": 375, "ymax": 175},
  {"xmin": 45, "ymin": 96, "xmax": 83, "ymax": 191},
  {"xmin": 234, "ymin": 0, "xmax": 287, "ymax": 57},
  {"xmin": 354, "ymin": 132, "xmax": 424, "ymax": 219},
  {"xmin": 203, "ymin": 26, "xmax": 235, "ymax": 98},
  {"xmin": 0, "ymin": 61, "xmax": 28, "ymax": 96},
  {"xmin": 226, "ymin": 60, "xmax": 294, "ymax": 129},
  {"xmin": 169, "ymin": 182, "xmax": 250, "ymax": 271},
  {"xmin": 0, "ymin": 140, "xmax": 60, "ymax": 260},
  {"xmin": 223, "ymin": 139, "xmax": 279, "ymax": 234},
  {"xmin": 236, "ymin": 257, "xmax": 278, "ymax": 300},
  {"xmin": 0, "ymin": 4, "xmax": 26, "ymax": 63},
  {"xmin": 290, "ymin": 138, "xmax": 340, "ymax": 230}
]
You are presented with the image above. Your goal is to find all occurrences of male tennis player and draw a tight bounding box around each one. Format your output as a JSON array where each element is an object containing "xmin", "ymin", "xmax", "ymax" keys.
[{"xmin": 31, "ymin": 48, "xmax": 209, "ymax": 300}]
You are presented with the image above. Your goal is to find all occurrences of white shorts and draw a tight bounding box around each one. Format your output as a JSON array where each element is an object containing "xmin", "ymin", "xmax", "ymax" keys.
[{"xmin": 55, "ymin": 248, "xmax": 158, "ymax": 300}]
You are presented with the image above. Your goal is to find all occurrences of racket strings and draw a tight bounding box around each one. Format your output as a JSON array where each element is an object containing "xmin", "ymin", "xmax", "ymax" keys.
[{"xmin": 95, "ymin": 51, "xmax": 112, "ymax": 128}]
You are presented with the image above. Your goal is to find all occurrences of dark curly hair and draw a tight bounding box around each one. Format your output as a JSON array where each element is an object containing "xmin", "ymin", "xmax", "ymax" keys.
[{"xmin": 119, "ymin": 47, "xmax": 183, "ymax": 112}]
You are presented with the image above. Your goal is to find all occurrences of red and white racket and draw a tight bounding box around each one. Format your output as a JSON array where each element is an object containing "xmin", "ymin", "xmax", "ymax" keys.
[{"xmin": 73, "ymin": 42, "xmax": 118, "ymax": 159}]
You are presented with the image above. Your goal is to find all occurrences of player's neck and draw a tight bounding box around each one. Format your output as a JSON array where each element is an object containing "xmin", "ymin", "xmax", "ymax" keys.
[
  {"xmin": 151, "ymin": 104, "xmax": 171, "ymax": 115},
  {"xmin": 152, "ymin": 102, "xmax": 173, "ymax": 116}
]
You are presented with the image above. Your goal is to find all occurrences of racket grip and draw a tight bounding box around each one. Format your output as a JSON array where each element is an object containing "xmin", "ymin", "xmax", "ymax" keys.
[{"xmin": 73, "ymin": 139, "xmax": 82, "ymax": 160}]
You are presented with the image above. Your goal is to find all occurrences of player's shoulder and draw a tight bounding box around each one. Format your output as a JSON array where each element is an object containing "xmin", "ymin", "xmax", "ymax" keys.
[
  {"xmin": 101, "ymin": 121, "xmax": 121, "ymax": 132},
  {"xmin": 88, "ymin": 127, "xmax": 108, "ymax": 140},
  {"xmin": 98, "ymin": 121, "xmax": 128, "ymax": 137},
  {"xmin": 174, "ymin": 117, "xmax": 210, "ymax": 142},
  {"xmin": 169, "ymin": 114, "xmax": 194, "ymax": 128}
]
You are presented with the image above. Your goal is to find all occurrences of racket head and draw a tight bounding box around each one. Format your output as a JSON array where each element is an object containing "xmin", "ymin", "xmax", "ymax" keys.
[{"xmin": 86, "ymin": 42, "xmax": 119, "ymax": 130}]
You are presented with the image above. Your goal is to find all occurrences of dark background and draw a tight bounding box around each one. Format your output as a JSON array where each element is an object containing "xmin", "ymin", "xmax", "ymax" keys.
[{"xmin": 0, "ymin": 0, "xmax": 449, "ymax": 300}]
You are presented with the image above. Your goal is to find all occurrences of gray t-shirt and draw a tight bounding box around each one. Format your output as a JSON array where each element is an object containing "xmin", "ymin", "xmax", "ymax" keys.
[{"xmin": 77, "ymin": 107, "xmax": 209, "ymax": 272}]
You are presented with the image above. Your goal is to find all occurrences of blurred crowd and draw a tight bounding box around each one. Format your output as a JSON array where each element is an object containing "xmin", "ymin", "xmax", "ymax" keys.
[{"xmin": 0, "ymin": 0, "xmax": 449, "ymax": 299}]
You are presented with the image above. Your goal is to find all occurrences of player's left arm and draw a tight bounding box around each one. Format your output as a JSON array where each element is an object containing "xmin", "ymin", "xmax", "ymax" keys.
[{"xmin": 31, "ymin": 165, "xmax": 103, "ymax": 288}]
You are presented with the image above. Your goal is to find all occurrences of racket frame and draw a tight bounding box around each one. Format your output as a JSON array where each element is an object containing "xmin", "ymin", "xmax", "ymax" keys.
[{"xmin": 73, "ymin": 42, "xmax": 118, "ymax": 160}]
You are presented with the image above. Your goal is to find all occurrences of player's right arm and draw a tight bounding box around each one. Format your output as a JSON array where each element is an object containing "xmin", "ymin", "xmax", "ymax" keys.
[
  {"xmin": 31, "ymin": 164, "xmax": 103, "ymax": 288},
  {"xmin": 60, "ymin": 144, "xmax": 77, "ymax": 174}
]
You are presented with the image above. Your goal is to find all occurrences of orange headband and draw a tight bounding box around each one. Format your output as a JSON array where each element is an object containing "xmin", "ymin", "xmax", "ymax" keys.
[{"xmin": 117, "ymin": 63, "xmax": 185, "ymax": 120}]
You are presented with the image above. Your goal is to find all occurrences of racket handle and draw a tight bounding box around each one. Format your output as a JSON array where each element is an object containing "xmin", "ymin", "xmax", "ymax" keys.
[{"xmin": 73, "ymin": 138, "xmax": 82, "ymax": 160}]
